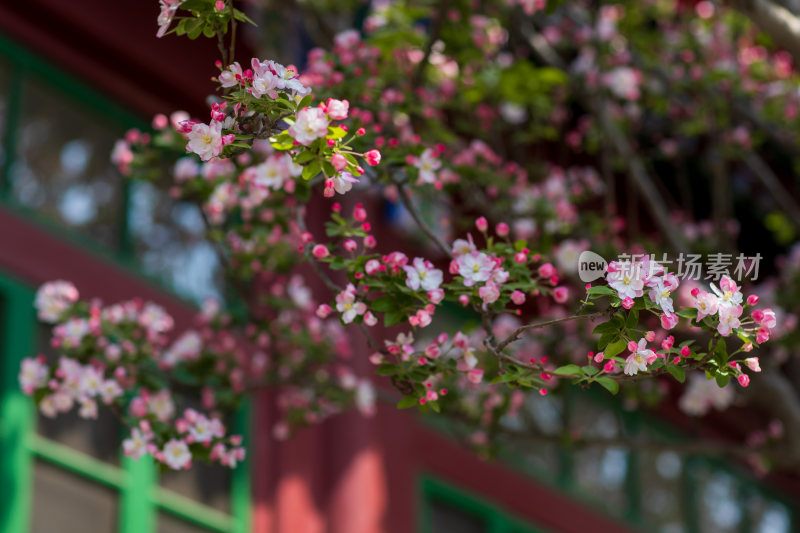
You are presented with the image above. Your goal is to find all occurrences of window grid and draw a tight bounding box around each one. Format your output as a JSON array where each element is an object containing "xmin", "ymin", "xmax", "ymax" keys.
[
  {"xmin": 0, "ymin": 272, "xmax": 251, "ymax": 533},
  {"xmin": 424, "ymin": 387, "xmax": 797, "ymax": 533}
]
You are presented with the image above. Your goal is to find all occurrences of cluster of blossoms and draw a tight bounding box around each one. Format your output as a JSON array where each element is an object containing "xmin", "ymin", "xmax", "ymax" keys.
[
  {"xmin": 29, "ymin": 0, "xmax": 797, "ymax": 471},
  {"xmin": 123, "ymin": 409, "xmax": 245, "ymax": 470},
  {"xmin": 607, "ymin": 255, "xmax": 681, "ymax": 328},
  {"xmin": 692, "ymin": 277, "xmax": 777, "ymax": 342},
  {"xmin": 21, "ymin": 282, "xmax": 249, "ymax": 470}
]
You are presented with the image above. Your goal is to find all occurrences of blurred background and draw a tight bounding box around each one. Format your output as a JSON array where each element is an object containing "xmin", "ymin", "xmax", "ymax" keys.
[{"xmin": 0, "ymin": 1, "xmax": 799, "ymax": 533}]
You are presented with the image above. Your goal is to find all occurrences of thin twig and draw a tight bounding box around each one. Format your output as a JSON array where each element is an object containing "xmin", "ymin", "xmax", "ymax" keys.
[
  {"xmin": 495, "ymin": 310, "xmax": 608, "ymax": 352},
  {"xmin": 393, "ymin": 178, "xmax": 452, "ymax": 258}
]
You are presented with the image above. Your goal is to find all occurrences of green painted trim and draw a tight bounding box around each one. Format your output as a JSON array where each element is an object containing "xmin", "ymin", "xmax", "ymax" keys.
[
  {"xmin": 0, "ymin": 274, "xmax": 36, "ymax": 533},
  {"xmin": 419, "ymin": 475, "xmax": 547, "ymax": 533},
  {"xmin": 28, "ymin": 434, "xmax": 124, "ymax": 489},
  {"xmin": 0, "ymin": 33, "xmax": 146, "ymax": 130},
  {"xmin": 156, "ymin": 487, "xmax": 233, "ymax": 533},
  {"xmin": 0, "ymin": 31, "xmax": 203, "ymax": 306},
  {"xmin": 231, "ymin": 401, "xmax": 252, "ymax": 533},
  {"xmin": 120, "ymin": 455, "xmax": 157, "ymax": 533}
]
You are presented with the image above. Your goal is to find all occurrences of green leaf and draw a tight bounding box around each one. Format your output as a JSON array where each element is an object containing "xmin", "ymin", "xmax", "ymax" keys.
[
  {"xmin": 384, "ymin": 311, "xmax": 404, "ymax": 327},
  {"xmin": 233, "ymin": 8, "xmax": 257, "ymax": 25},
  {"xmin": 490, "ymin": 371, "xmax": 521, "ymax": 384},
  {"xmin": 328, "ymin": 126, "xmax": 347, "ymax": 140},
  {"xmin": 675, "ymin": 308, "xmax": 698, "ymax": 320},
  {"xmin": 667, "ymin": 365, "xmax": 686, "ymax": 383},
  {"xmin": 297, "ymin": 93, "xmax": 313, "ymax": 110},
  {"xmin": 592, "ymin": 321, "xmax": 619, "ymax": 336},
  {"xmin": 586, "ymin": 286, "xmax": 616, "ymax": 297},
  {"xmin": 715, "ymin": 374, "xmax": 730, "ymax": 388},
  {"xmin": 626, "ymin": 309, "xmax": 639, "ymax": 330},
  {"xmin": 370, "ymin": 296, "xmax": 396, "ymax": 312},
  {"xmin": 554, "ymin": 364, "xmax": 581, "ymax": 376},
  {"xmin": 596, "ymin": 377, "xmax": 619, "ymax": 395},
  {"xmin": 329, "ymin": 256, "xmax": 346, "ymax": 270},
  {"xmin": 375, "ymin": 364, "xmax": 397, "ymax": 376},
  {"xmin": 397, "ymin": 395, "xmax": 418, "ymax": 409},
  {"xmin": 582, "ymin": 365, "xmax": 599, "ymax": 376},
  {"xmin": 604, "ymin": 338, "xmax": 627, "ymax": 359},
  {"xmin": 302, "ymin": 160, "xmax": 321, "ymax": 180},
  {"xmin": 293, "ymin": 150, "xmax": 316, "ymax": 164}
]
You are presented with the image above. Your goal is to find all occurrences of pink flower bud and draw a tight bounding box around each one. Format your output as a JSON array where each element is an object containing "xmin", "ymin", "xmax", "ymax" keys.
[
  {"xmin": 215, "ymin": 0, "xmax": 225, "ymax": 10},
  {"xmin": 511, "ymin": 290, "xmax": 526, "ymax": 305},
  {"xmin": 603, "ymin": 360, "xmax": 616, "ymax": 372},
  {"xmin": 353, "ymin": 204, "xmax": 367, "ymax": 221},
  {"xmin": 745, "ymin": 357, "xmax": 761, "ymax": 372},
  {"xmin": 738, "ymin": 374, "xmax": 750, "ymax": 387},
  {"xmin": 538, "ymin": 263, "xmax": 555, "ymax": 279},
  {"xmin": 365, "ymin": 149, "xmax": 381, "ymax": 166},
  {"xmin": 621, "ymin": 297, "xmax": 634, "ymax": 309},
  {"xmin": 661, "ymin": 313, "xmax": 679, "ymax": 330},
  {"xmin": 496, "ymin": 222, "xmax": 509, "ymax": 236},
  {"xmin": 428, "ymin": 289, "xmax": 445, "ymax": 304},
  {"xmin": 330, "ymin": 153, "xmax": 348, "ymax": 171},
  {"xmin": 662, "ymin": 336, "xmax": 674, "ymax": 351},
  {"xmin": 690, "ymin": 287, "xmax": 700, "ymax": 297},
  {"xmin": 645, "ymin": 330, "xmax": 655, "ymax": 342},
  {"xmin": 315, "ymin": 304, "xmax": 331, "ymax": 318},
  {"xmin": 594, "ymin": 352, "xmax": 605, "ymax": 363},
  {"xmin": 680, "ymin": 345, "xmax": 691, "ymax": 357},
  {"xmin": 365, "ymin": 259, "xmax": 380, "ymax": 275},
  {"xmin": 747, "ymin": 294, "xmax": 759, "ymax": 306},
  {"xmin": 515, "ymin": 252, "xmax": 527, "ymax": 264},
  {"xmin": 312, "ymin": 244, "xmax": 329, "ymax": 258},
  {"xmin": 475, "ymin": 217, "xmax": 488, "ymax": 231},
  {"xmin": 344, "ymin": 239, "xmax": 357, "ymax": 251},
  {"xmin": 553, "ymin": 286, "xmax": 568, "ymax": 304},
  {"xmin": 363, "ymin": 235, "xmax": 377, "ymax": 248},
  {"xmin": 459, "ymin": 294, "xmax": 470, "ymax": 306},
  {"xmin": 628, "ymin": 341, "xmax": 639, "ymax": 353}
]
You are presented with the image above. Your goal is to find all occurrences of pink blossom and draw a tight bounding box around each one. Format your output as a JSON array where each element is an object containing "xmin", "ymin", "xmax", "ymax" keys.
[
  {"xmin": 326, "ymin": 98, "xmax": 350, "ymax": 120},
  {"xmin": 186, "ymin": 121, "xmax": 223, "ymax": 162},
  {"xmin": 288, "ymin": 107, "xmax": 329, "ymax": 146},
  {"xmin": 478, "ymin": 280, "xmax": 501, "ymax": 304},
  {"xmin": 553, "ymin": 286, "xmax": 568, "ymax": 304},
  {"xmin": 456, "ymin": 251, "xmax": 494, "ymax": 287}
]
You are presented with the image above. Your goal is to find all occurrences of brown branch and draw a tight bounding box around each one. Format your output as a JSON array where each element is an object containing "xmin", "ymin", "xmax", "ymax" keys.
[
  {"xmin": 393, "ymin": 177, "xmax": 453, "ymax": 258},
  {"xmin": 494, "ymin": 310, "xmax": 608, "ymax": 352},
  {"xmin": 412, "ymin": 0, "xmax": 450, "ymax": 88}
]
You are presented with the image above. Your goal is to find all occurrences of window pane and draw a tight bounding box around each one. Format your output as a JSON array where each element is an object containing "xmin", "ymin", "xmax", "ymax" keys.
[
  {"xmin": 159, "ymin": 462, "xmax": 232, "ymax": 514},
  {"xmin": 158, "ymin": 512, "xmax": 214, "ymax": 533},
  {"xmin": 35, "ymin": 324, "xmax": 122, "ymax": 464},
  {"xmin": 127, "ymin": 181, "xmax": 222, "ymax": 302},
  {"xmin": 500, "ymin": 394, "xmax": 561, "ymax": 477},
  {"xmin": 11, "ymin": 75, "xmax": 125, "ymax": 248},
  {"xmin": 572, "ymin": 398, "xmax": 627, "ymax": 511},
  {"xmin": 696, "ymin": 467, "xmax": 742, "ymax": 533},
  {"xmin": 749, "ymin": 495, "xmax": 792, "ymax": 533},
  {"xmin": 31, "ymin": 459, "xmax": 118, "ymax": 533},
  {"xmin": 640, "ymin": 449, "xmax": 685, "ymax": 533},
  {"xmin": 429, "ymin": 501, "xmax": 487, "ymax": 533}
]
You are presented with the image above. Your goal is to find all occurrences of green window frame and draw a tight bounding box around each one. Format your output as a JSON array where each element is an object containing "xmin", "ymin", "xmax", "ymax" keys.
[
  {"xmin": 419, "ymin": 476, "xmax": 547, "ymax": 533},
  {"xmin": 0, "ymin": 272, "xmax": 251, "ymax": 533}
]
